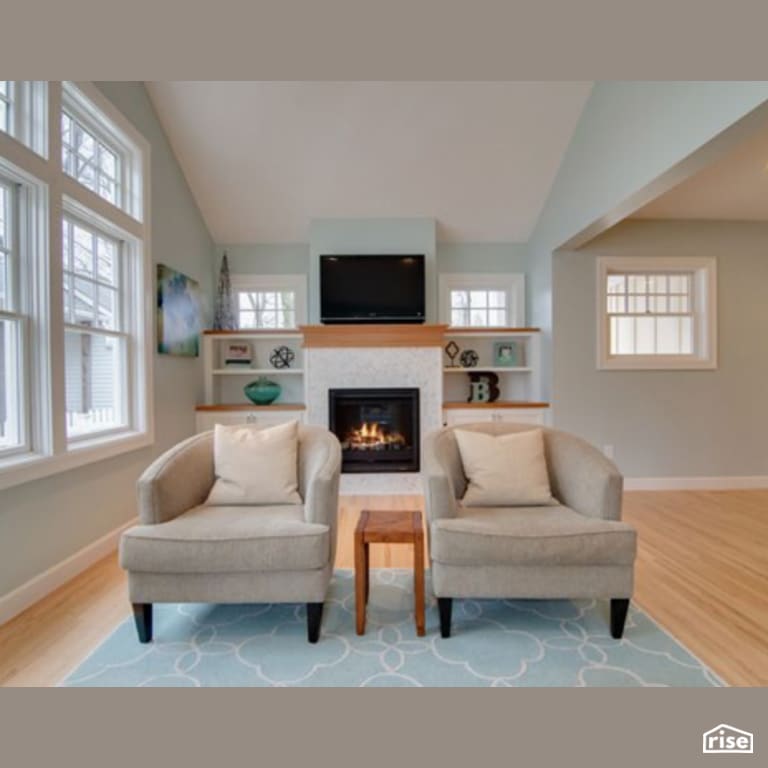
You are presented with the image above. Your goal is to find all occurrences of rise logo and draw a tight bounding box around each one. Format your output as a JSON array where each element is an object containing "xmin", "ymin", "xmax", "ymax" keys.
[{"xmin": 702, "ymin": 724, "xmax": 754, "ymax": 755}]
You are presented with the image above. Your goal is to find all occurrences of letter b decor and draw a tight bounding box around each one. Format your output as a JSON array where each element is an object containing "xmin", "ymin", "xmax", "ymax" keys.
[{"xmin": 467, "ymin": 372, "xmax": 500, "ymax": 403}]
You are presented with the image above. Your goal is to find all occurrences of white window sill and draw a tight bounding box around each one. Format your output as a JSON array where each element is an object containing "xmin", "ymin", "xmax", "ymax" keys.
[
  {"xmin": 0, "ymin": 429, "xmax": 154, "ymax": 491},
  {"xmin": 598, "ymin": 355, "xmax": 717, "ymax": 371}
]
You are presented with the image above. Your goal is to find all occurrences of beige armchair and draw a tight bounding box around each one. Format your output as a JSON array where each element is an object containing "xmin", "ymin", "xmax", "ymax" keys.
[
  {"xmin": 119, "ymin": 425, "xmax": 341, "ymax": 644},
  {"xmin": 423, "ymin": 423, "xmax": 637, "ymax": 639}
]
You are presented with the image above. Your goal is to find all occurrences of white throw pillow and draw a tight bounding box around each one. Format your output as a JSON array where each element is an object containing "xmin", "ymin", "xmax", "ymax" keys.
[
  {"xmin": 206, "ymin": 420, "xmax": 302, "ymax": 506},
  {"xmin": 454, "ymin": 428, "xmax": 554, "ymax": 507}
]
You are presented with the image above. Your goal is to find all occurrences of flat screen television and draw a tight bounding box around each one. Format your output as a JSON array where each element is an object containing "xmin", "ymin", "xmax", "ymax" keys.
[{"xmin": 320, "ymin": 254, "xmax": 425, "ymax": 324}]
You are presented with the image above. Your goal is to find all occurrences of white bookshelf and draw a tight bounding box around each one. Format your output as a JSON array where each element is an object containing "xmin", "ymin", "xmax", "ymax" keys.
[
  {"xmin": 441, "ymin": 327, "xmax": 548, "ymax": 426},
  {"xmin": 198, "ymin": 331, "xmax": 306, "ymax": 432}
]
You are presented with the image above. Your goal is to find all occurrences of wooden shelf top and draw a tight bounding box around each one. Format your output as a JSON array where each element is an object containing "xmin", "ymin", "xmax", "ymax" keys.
[
  {"xmin": 212, "ymin": 368, "xmax": 304, "ymax": 375},
  {"xmin": 300, "ymin": 324, "xmax": 448, "ymax": 348},
  {"xmin": 445, "ymin": 327, "xmax": 541, "ymax": 335},
  {"xmin": 195, "ymin": 404, "xmax": 306, "ymax": 412},
  {"xmin": 443, "ymin": 366, "xmax": 532, "ymax": 373},
  {"xmin": 443, "ymin": 401, "xmax": 549, "ymax": 409}
]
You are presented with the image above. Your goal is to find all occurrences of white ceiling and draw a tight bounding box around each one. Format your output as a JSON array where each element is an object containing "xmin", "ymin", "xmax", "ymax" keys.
[
  {"xmin": 146, "ymin": 82, "xmax": 592, "ymax": 244},
  {"xmin": 633, "ymin": 125, "xmax": 768, "ymax": 221}
]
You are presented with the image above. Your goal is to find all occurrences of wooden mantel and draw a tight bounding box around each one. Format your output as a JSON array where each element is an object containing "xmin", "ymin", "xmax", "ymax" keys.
[{"xmin": 299, "ymin": 324, "xmax": 448, "ymax": 348}]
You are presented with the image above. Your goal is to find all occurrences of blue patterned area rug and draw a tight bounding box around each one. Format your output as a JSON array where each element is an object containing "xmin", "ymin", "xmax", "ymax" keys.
[{"xmin": 62, "ymin": 570, "xmax": 723, "ymax": 687}]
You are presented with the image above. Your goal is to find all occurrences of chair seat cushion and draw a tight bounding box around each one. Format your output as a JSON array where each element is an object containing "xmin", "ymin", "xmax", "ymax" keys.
[
  {"xmin": 120, "ymin": 505, "xmax": 329, "ymax": 573},
  {"xmin": 430, "ymin": 505, "xmax": 636, "ymax": 567}
]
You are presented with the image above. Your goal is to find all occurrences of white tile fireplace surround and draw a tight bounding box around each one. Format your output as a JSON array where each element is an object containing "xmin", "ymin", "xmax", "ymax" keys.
[{"xmin": 306, "ymin": 346, "xmax": 443, "ymax": 493}]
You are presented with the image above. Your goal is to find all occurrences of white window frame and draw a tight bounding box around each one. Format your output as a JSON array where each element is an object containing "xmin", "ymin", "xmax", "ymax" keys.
[
  {"xmin": 0, "ymin": 82, "xmax": 153, "ymax": 491},
  {"xmin": 61, "ymin": 207, "xmax": 144, "ymax": 444},
  {"xmin": 596, "ymin": 256, "xmax": 717, "ymax": 371},
  {"xmin": 439, "ymin": 273, "xmax": 525, "ymax": 327},
  {"xmin": 0, "ymin": 160, "xmax": 51, "ymax": 467},
  {"xmin": 231, "ymin": 274, "xmax": 307, "ymax": 329}
]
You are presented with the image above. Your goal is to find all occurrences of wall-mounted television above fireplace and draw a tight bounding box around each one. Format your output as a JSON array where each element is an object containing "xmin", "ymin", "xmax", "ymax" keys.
[{"xmin": 320, "ymin": 254, "xmax": 425, "ymax": 324}]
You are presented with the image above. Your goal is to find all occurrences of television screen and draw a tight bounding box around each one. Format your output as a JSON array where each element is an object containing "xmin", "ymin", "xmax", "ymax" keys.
[{"xmin": 320, "ymin": 255, "xmax": 425, "ymax": 324}]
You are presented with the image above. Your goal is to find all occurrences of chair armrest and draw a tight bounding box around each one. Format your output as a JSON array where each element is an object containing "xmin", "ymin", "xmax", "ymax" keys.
[
  {"xmin": 137, "ymin": 432, "xmax": 215, "ymax": 525},
  {"xmin": 422, "ymin": 431, "xmax": 459, "ymax": 522},
  {"xmin": 300, "ymin": 430, "xmax": 342, "ymax": 528},
  {"xmin": 546, "ymin": 431, "xmax": 623, "ymax": 521}
]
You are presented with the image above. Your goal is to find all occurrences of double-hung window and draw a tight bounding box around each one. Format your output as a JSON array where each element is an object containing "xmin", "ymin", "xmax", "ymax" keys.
[
  {"xmin": 62, "ymin": 217, "xmax": 128, "ymax": 439},
  {"xmin": 439, "ymin": 273, "xmax": 526, "ymax": 328},
  {"xmin": 597, "ymin": 257, "xmax": 717, "ymax": 370}
]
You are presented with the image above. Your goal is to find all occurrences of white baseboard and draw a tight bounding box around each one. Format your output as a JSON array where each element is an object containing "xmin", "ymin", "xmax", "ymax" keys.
[
  {"xmin": 0, "ymin": 517, "xmax": 137, "ymax": 627},
  {"xmin": 624, "ymin": 476, "xmax": 768, "ymax": 491}
]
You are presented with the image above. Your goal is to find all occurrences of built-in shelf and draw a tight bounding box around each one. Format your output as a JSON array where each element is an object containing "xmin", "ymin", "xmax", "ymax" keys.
[
  {"xmin": 196, "ymin": 403, "xmax": 306, "ymax": 412},
  {"xmin": 443, "ymin": 401, "xmax": 549, "ymax": 409},
  {"xmin": 445, "ymin": 327, "xmax": 540, "ymax": 337},
  {"xmin": 213, "ymin": 368, "xmax": 304, "ymax": 375},
  {"xmin": 443, "ymin": 367, "xmax": 532, "ymax": 373}
]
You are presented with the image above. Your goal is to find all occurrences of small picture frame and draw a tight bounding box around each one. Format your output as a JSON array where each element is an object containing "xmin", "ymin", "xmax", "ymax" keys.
[
  {"xmin": 224, "ymin": 341, "xmax": 253, "ymax": 367},
  {"xmin": 493, "ymin": 340, "xmax": 521, "ymax": 367}
]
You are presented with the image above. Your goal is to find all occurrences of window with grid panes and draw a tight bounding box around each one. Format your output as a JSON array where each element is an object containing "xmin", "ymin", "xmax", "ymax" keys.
[
  {"xmin": 450, "ymin": 289, "xmax": 508, "ymax": 327},
  {"xmin": 597, "ymin": 257, "xmax": 717, "ymax": 370},
  {"xmin": 62, "ymin": 216, "xmax": 128, "ymax": 439},
  {"xmin": 62, "ymin": 111, "xmax": 121, "ymax": 206},
  {"xmin": 238, "ymin": 289, "xmax": 297, "ymax": 329},
  {"xmin": 607, "ymin": 272, "xmax": 694, "ymax": 356}
]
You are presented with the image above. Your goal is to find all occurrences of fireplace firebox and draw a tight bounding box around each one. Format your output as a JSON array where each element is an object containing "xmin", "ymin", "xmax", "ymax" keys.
[{"xmin": 329, "ymin": 388, "xmax": 420, "ymax": 473}]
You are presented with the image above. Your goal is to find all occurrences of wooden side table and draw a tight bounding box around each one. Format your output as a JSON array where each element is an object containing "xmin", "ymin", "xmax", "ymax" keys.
[{"xmin": 354, "ymin": 509, "xmax": 426, "ymax": 637}]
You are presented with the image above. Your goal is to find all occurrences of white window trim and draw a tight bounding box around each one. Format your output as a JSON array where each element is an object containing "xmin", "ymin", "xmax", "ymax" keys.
[
  {"xmin": 596, "ymin": 256, "xmax": 717, "ymax": 371},
  {"xmin": 230, "ymin": 273, "xmax": 308, "ymax": 328},
  {"xmin": 62, "ymin": 81, "xmax": 145, "ymax": 221},
  {"xmin": 439, "ymin": 272, "xmax": 525, "ymax": 327},
  {"xmin": 0, "ymin": 82, "xmax": 153, "ymax": 492}
]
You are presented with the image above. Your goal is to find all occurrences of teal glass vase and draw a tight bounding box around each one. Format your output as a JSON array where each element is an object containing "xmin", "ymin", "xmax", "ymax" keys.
[{"xmin": 244, "ymin": 377, "xmax": 281, "ymax": 405}]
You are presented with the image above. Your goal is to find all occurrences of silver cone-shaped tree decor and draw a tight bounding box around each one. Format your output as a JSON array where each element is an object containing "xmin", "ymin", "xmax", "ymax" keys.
[{"xmin": 213, "ymin": 251, "xmax": 236, "ymax": 330}]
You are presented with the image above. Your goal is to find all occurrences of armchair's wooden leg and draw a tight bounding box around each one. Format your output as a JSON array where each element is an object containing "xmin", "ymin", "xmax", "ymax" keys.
[
  {"xmin": 438, "ymin": 597, "xmax": 453, "ymax": 639},
  {"xmin": 307, "ymin": 602, "xmax": 323, "ymax": 643},
  {"xmin": 610, "ymin": 598, "xmax": 630, "ymax": 639},
  {"xmin": 132, "ymin": 603, "xmax": 153, "ymax": 643}
]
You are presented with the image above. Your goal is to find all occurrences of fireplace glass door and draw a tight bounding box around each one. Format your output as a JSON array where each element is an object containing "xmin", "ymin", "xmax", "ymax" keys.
[{"xmin": 329, "ymin": 388, "xmax": 420, "ymax": 473}]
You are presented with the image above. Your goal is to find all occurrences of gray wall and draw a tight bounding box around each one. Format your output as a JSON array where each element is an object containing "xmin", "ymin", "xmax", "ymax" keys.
[
  {"xmin": 553, "ymin": 219, "xmax": 768, "ymax": 478},
  {"xmin": 0, "ymin": 83, "xmax": 214, "ymax": 598}
]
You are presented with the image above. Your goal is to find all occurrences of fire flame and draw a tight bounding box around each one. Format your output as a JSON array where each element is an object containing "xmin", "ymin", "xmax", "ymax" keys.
[{"xmin": 344, "ymin": 422, "xmax": 406, "ymax": 450}]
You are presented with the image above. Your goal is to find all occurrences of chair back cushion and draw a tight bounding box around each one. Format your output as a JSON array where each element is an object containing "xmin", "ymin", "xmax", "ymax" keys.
[
  {"xmin": 454, "ymin": 427, "xmax": 554, "ymax": 507},
  {"xmin": 206, "ymin": 420, "xmax": 302, "ymax": 505}
]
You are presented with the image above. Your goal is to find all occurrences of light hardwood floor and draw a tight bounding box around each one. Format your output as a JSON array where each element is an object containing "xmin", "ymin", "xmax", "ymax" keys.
[{"xmin": 1, "ymin": 491, "xmax": 766, "ymax": 686}]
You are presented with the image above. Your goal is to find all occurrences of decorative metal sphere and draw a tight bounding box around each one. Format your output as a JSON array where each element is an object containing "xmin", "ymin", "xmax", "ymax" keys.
[
  {"xmin": 269, "ymin": 346, "xmax": 295, "ymax": 369},
  {"xmin": 459, "ymin": 349, "xmax": 479, "ymax": 368}
]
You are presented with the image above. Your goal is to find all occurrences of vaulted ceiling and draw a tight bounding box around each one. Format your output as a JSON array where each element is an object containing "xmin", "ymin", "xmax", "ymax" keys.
[
  {"xmin": 633, "ymin": 125, "xmax": 768, "ymax": 221},
  {"xmin": 146, "ymin": 81, "xmax": 592, "ymax": 244}
]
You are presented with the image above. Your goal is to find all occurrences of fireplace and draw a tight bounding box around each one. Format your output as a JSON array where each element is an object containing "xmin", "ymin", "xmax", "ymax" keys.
[{"xmin": 329, "ymin": 388, "xmax": 420, "ymax": 473}]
